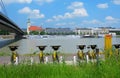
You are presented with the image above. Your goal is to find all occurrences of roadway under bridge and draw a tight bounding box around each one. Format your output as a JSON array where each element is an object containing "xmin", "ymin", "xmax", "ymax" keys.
[{"xmin": 0, "ymin": 12, "xmax": 24, "ymax": 37}]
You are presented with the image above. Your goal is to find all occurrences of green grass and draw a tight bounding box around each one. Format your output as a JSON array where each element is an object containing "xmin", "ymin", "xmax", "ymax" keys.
[
  {"xmin": 0, "ymin": 48, "xmax": 120, "ymax": 78},
  {"xmin": 0, "ymin": 56, "xmax": 120, "ymax": 78},
  {"xmin": 0, "ymin": 52, "xmax": 11, "ymax": 56}
]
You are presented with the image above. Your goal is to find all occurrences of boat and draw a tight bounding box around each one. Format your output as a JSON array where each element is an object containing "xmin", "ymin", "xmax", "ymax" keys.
[{"xmin": 81, "ymin": 35, "xmax": 95, "ymax": 38}]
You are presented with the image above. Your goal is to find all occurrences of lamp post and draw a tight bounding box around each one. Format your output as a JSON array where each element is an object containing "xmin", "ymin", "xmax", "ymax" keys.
[
  {"xmin": 77, "ymin": 45, "xmax": 86, "ymax": 63},
  {"xmin": 37, "ymin": 46, "xmax": 46, "ymax": 63},
  {"xmin": 9, "ymin": 46, "xmax": 19, "ymax": 64},
  {"xmin": 51, "ymin": 45, "xmax": 60, "ymax": 63}
]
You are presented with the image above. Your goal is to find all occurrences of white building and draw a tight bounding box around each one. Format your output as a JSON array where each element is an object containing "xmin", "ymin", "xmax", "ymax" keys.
[{"xmin": 75, "ymin": 28, "xmax": 109, "ymax": 35}]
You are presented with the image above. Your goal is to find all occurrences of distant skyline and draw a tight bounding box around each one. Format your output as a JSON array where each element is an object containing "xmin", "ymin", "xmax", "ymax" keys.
[{"xmin": 0, "ymin": 0, "xmax": 120, "ymax": 29}]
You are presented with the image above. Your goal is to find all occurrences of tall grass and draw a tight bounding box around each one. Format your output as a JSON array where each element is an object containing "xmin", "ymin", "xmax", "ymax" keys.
[
  {"xmin": 0, "ymin": 48, "xmax": 120, "ymax": 78},
  {"xmin": 0, "ymin": 56, "xmax": 120, "ymax": 78}
]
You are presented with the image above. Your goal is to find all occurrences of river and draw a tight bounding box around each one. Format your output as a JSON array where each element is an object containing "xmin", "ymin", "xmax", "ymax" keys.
[{"xmin": 0, "ymin": 35, "xmax": 120, "ymax": 54}]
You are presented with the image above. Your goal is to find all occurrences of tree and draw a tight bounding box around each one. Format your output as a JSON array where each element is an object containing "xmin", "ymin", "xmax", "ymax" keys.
[
  {"xmin": 40, "ymin": 31, "xmax": 46, "ymax": 35},
  {"xmin": 30, "ymin": 31, "xmax": 39, "ymax": 35},
  {"xmin": 0, "ymin": 30, "xmax": 10, "ymax": 35}
]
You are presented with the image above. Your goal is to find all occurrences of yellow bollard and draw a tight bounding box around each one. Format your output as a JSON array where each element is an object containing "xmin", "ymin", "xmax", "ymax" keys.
[
  {"xmin": 39, "ymin": 51, "xmax": 43, "ymax": 58},
  {"xmin": 77, "ymin": 45, "xmax": 86, "ymax": 60},
  {"xmin": 113, "ymin": 44, "xmax": 120, "ymax": 56},
  {"xmin": 9, "ymin": 46, "xmax": 18, "ymax": 64},
  {"xmin": 13, "ymin": 51, "xmax": 17, "ymax": 62},
  {"xmin": 104, "ymin": 34, "xmax": 112, "ymax": 57},
  {"xmin": 51, "ymin": 45, "xmax": 60, "ymax": 63},
  {"xmin": 37, "ymin": 46, "xmax": 46, "ymax": 63},
  {"xmin": 78, "ymin": 50, "xmax": 84, "ymax": 59},
  {"xmin": 53, "ymin": 51, "xmax": 57, "ymax": 60}
]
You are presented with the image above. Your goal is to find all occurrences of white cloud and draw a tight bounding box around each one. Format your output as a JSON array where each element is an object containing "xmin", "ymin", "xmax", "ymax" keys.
[
  {"xmin": 80, "ymin": 17, "xmax": 120, "ymax": 28},
  {"xmin": 97, "ymin": 3, "xmax": 108, "ymax": 9},
  {"xmin": 52, "ymin": 2, "xmax": 88, "ymax": 21},
  {"xmin": 105, "ymin": 16, "xmax": 115, "ymax": 21},
  {"xmin": 67, "ymin": 2, "xmax": 83, "ymax": 9},
  {"xmin": 45, "ymin": 2, "xmax": 88, "ymax": 23},
  {"xmin": 105, "ymin": 16, "xmax": 120, "ymax": 25},
  {"xmin": 53, "ymin": 15, "xmax": 64, "ymax": 20},
  {"xmin": 46, "ymin": 19, "xmax": 53, "ymax": 22},
  {"xmin": 82, "ymin": 19, "xmax": 101, "ymax": 24},
  {"xmin": 112, "ymin": 0, "xmax": 120, "ymax": 5},
  {"xmin": 18, "ymin": 7, "xmax": 45, "ymax": 19},
  {"xmin": 72, "ymin": 8, "xmax": 88, "ymax": 17},
  {"xmin": 3, "ymin": 0, "xmax": 32, "ymax": 4},
  {"xmin": 64, "ymin": 12, "xmax": 73, "ymax": 18},
  {"xmin": 56, "ymin": 23, "xmax": 66, "ymax": 26},
  {"xmin": 30, "ymin": 9, "xmax": 45, "ymax": 18},
  {"xmin": 18, "ymin": 7, "xmax": 31, "ymax": 14},
  {"xmin": 35, "ymin": 0, "xmax": 54, "ymax": 5},
  {"xmin": 53, "ymin": 9, "xmax": 88, "ymax": 20},
  {"xmin": 55, "ymin": 22, "xmax": 76, "ymax": 27}
]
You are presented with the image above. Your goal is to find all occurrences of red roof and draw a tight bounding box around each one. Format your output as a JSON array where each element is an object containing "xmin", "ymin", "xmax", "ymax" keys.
[{"xmin": 29, "ymin": 26, "xmax": 42, "ymax": 31}]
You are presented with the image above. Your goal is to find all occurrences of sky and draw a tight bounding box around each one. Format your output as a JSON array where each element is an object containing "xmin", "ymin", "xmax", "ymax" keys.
[{"xmin": 0, "ymin": 0, "xmax": 120, "ymax": 29}]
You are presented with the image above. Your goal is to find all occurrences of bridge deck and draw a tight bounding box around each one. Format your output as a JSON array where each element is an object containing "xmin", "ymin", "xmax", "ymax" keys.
[{"xmin": 0, "ymin": 12, "xmax": 24, "ymax": 35}]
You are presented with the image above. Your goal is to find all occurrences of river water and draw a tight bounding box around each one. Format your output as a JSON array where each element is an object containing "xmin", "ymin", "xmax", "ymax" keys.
[{"xmin": 0, "ymin": 36, "xmax": 120, "ymax": 54}]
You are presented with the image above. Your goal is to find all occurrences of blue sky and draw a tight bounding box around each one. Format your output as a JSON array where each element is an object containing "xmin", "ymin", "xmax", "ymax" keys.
[{"xmin": 0, "ymin": 0, "xmax": 120, "ymax": 29}]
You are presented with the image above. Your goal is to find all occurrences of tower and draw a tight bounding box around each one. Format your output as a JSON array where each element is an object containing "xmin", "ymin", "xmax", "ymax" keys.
[{"xmin": 27, "ymin": 18, "xmax": 31, "ymax": 35}]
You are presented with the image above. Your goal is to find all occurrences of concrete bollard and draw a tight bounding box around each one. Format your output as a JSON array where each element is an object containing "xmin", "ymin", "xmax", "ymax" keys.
[
  {"xmin": 30, "ymin": 56, "xmax": 33, "ymax": 65},
  {"xmin": 73, "ymin": 56, "xmax": 77, "ymax": 65},
  {"xmin": 45, "ymin": 56, "xmax": 48, "ymax": 64},
  {"xmin": 59, "ymin": 56, "xmax": 63, "ymax": 63},
  {"xmin": 86, "ymin": 54, "xmax": 89, "ymax": 63},
  {"xmin": 15, "ymin": 57, "xmax": 18, "ymax": 65}
]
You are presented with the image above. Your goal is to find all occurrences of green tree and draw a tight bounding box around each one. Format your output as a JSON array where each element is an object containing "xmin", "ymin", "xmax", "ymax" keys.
[
  {"xmin": 30, "ymin": 31, "xmax": 39, "ymax": 35},
  {"xmin": 40, "ymin": 31, "xmax": 46, "ymax": 35}
]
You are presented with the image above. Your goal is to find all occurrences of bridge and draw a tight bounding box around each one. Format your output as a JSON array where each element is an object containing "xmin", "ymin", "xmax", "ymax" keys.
[{"xmin": 0, "ymin": 12, "xmax": 24, "ymax": 36}]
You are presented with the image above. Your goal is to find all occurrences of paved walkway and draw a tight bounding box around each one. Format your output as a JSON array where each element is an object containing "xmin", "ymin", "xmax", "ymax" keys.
[{"xmin": 0, "ymin": 54, "xmax": 104, "ymax": 65}]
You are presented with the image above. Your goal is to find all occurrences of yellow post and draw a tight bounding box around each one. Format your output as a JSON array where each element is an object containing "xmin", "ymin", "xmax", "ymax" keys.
[
  {"xmin": 104, "ymin": 34, "xmax": 112, "ymax": 57},
  {"xmin": 53, "ymin": 51, "xmax": 57, "ymax": 60},
  {"xmin": 39, "ymin": 51, "xmax": 43, "ymax": 58}
]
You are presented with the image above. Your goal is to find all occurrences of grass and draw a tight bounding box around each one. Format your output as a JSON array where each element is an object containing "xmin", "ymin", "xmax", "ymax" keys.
[
  {"xmin": 0, "ymin": 52, "xmax": 11, "ymax": 56},
  {"xmin": 0, "ymin": 48, "xmax": 120, "ymax": 78},
  {"xmin": 0, "ymin": 56, "xmax": 120, "ymax": 78}
]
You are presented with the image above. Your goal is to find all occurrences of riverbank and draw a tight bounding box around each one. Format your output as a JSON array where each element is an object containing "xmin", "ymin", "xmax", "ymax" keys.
[
  {"xmin": 0, "ymin": 56, "xmax": 120, "ymax": 78},
  {"xmin": 0, "ymin": 51, "xmax": 105, "ymax": 65},
  {"xmin": 0, "ymin": 53, "xmax": 77, "ymax": 65},
  {"xmin": 0, "ymin": 35, "xmax": 15, "ymax": 39}
]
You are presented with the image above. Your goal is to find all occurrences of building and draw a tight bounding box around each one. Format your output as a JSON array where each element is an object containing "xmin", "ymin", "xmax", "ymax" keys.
[
  {"xmin": 75, "ymin": 28, "xmax": 92, "ymax": 35},
  {"xmin": 75, "ymin": 27, "xmax": 109, "ymax": 35},
  {"xmin": 45, "ymin": 28, "xmax": 73, "ymax": 35},
  {"xmin": 29, "ymin": 26, "xmax": 42, "ymax": 32},
  {"xmin": 27, "ymin": 19, "xmax": 43, "ymax": 35}
]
